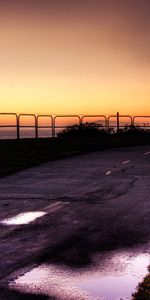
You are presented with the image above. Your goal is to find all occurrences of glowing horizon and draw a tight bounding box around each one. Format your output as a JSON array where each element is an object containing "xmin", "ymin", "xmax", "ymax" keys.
[{"xmin": 1, "ymin": 0, "xmax": 150, "ymax": 116}]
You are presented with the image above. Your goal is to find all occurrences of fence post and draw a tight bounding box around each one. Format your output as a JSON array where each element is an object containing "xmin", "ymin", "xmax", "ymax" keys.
[
  {"xmin": 52, "ymin": 117, "xmax": 55, "ymax": 138},
  {"xmin": 106, "ymin": 117, "xmax": 109, "ymax": 132},
  {"xmin": 35, "ymin": 116, "xmax": 38, "ymax": 139},
  {"xmin": 117, "ymin": 112, "xmax": 120, "ymax": 133},
  {"xmin": 17, "ymin": 115, "xmax": 20, "ymax": 139}
]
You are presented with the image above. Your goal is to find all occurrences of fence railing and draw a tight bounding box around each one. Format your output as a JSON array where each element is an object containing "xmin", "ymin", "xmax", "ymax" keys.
[{"xmin": 0, "ymin": 112, "xmax": 150, "ymax": 139}]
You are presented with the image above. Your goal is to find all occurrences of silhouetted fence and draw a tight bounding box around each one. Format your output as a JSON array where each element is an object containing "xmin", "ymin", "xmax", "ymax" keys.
[{"xmin": 0, "ymin": 112, "xmax": 150, "ymax": 139}]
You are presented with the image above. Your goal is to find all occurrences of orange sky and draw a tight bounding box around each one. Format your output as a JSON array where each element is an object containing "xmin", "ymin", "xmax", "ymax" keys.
[{"xmin": 0, "ymin": 0, "xmax": 150, "ymax": 116}]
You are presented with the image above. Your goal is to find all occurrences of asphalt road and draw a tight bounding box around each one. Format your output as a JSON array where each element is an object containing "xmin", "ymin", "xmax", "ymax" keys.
[{"xmin": 0, "ymin": 145, "xmax": 150, "ymax": 293}]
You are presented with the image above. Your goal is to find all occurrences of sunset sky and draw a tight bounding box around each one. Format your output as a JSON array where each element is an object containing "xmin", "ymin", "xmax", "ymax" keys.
[{"xmin": 0, "ymin": 0, "xmax": 150, "ymax": 116}]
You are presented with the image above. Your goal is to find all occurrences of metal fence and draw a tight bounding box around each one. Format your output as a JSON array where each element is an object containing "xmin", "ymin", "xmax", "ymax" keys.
[{"xmin": 0, "ymin": 112, "xmax": 150, "ymax": 139}]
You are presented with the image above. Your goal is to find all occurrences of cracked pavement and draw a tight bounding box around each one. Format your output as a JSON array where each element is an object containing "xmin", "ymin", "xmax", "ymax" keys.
[{"xmin": 0, "ymin": 145, "xmax": 150, "ymax": 283}]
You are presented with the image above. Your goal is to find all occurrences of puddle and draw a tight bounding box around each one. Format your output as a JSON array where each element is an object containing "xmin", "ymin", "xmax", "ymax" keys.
[
  {"xmin": 77, "ymin": 254, "xmax": 149, "ymax": 300},
  {"xmin": 0, "ymin": 211, "xmax": 47, "ymax": 225},
  {"xmin": 105, "ymin": 171, "xmax": 112, "ymax": 176},
  {"xmin": 10, "ymin": 250, "xmax": 150, "ymax": 300},
  {"xmin": 144, "ymin": 151, "xmax": 150, "ymax": 155},
  {"xmin": 122, "ymin": 160, "xmax": 131, "ymax": 165}
]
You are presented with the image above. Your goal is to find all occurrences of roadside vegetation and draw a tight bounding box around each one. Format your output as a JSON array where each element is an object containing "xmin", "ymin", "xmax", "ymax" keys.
[
  {"xmin": 57, "ymin": 122, "xmax": 150, "ymax": 137},
  {"xmin": 57, "ymin": 122, "xmax": 108, "ymax": 137},
  {"xmin": 132, "ymin": 267, "xmax": 150, "ymax": 300}
]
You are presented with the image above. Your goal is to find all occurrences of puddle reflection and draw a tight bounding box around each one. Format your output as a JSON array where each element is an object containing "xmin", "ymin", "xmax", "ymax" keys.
[
  {"xmin": 1, "ymin": 211, "xmax": 46, "ymax": 225},
  {"xmin": 10, "ymin": 251, "xmax": 149, "ymax": 300},
  {"xmin": 77, "ymin": 255, "xmax": 149, "ymax": 299}
]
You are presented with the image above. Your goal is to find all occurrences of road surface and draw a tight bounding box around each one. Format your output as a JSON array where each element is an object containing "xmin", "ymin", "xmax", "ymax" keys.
[{"xmin": 0, "ymin": 145, "xmax": 150, "ymax": 299}]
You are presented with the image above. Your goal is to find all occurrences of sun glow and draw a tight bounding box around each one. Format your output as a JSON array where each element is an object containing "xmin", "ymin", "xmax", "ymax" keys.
[{"xmin": 0, "ymin": 1, "xmax": 150, "ymax": 117}]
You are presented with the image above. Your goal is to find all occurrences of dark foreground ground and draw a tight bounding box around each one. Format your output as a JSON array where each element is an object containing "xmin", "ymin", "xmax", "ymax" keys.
[
  {"xmin": 0, "ymin": 141, "xmax": 150, "ymax": 299},
  {"xmin": 0, "ymin": 132, "xmax": 150, "ymax": 178}
]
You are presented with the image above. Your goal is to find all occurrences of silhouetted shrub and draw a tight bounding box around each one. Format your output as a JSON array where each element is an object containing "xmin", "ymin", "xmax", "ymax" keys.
[
  {"xmin": 121, "ymin": 124, "xmax": 150, "ymax": 133},
  {"xmin": 57, "ymin": 122, "xmax": 107, "ymax": 137},
  {"xmin": 132, "ymin": 267, "xmax": 150, "ymax": 300},
  {"xmin": 57, "ymin": 122, "xmax": 150, "ymax": 138}
]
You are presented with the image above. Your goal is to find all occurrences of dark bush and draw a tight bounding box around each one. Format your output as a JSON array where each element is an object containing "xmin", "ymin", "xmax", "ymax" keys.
[
  {"xmin": 120, "ymin": 124, "xmax": 150, "ymax": 133},
  {"xmin": 57, "ymin": 122, "xmax": 150, "ymax": 138},
  {"xmin": 132, "ymin": 268, "xmax": 150, "ymax": 300},
  {"xmin": 57, "ymin": 122, "xmax": 107, "ymax": 137}
]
